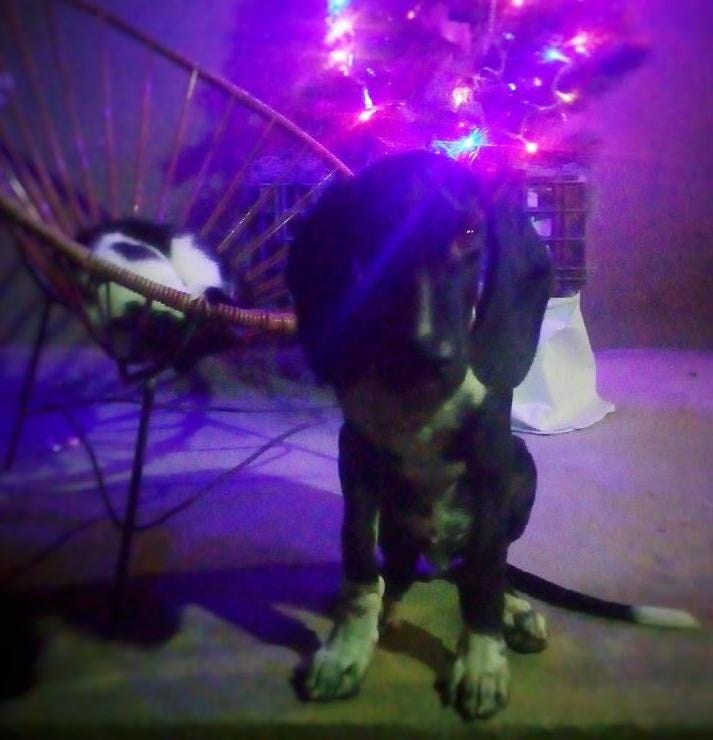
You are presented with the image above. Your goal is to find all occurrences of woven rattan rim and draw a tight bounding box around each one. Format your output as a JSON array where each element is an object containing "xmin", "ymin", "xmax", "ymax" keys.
[{"xmin": 0, "ymin": 191, "xmax": 298, "ymax": 333}]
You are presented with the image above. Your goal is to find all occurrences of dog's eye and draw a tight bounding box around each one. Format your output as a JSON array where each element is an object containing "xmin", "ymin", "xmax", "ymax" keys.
[{"xmin": 450, "ymin": 228, "xmax": 481, "ymax": 263}]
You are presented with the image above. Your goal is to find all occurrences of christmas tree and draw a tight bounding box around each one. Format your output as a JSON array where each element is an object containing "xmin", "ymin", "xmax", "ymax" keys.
[{"xmin": 294, "ymin": 0, "xmax": 647, "ymax": 169}]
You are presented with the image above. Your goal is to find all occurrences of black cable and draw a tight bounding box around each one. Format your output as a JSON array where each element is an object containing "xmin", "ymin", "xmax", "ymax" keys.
[
  {"xmin": 30, "ymin": 398, "xmax": 330, "ymax": 528},
  {"xmin": 0, "ymin": 421, "xmax": 316, "ymax": 585},
  {"xmin": 57, "ymin": 406, "xmax": 122, "ymax": 528},
  {"xmin": 28, "ymin": 396, "xmax": 338, "ymax": 415},
  {"xmin": 152, "ymin": 402, "xmax": 338, "ymax": 414},
  {"xmin": 135, "ymin": 421, "xmax": 314, "ymax": 529}
]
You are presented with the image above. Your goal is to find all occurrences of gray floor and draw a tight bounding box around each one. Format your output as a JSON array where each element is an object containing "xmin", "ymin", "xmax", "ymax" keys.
[{"xmin": 0, "ymin": 343, "xmax": 711, "ymax": 738}]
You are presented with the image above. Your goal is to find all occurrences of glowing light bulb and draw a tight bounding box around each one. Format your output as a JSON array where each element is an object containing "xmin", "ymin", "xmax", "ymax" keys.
[
  {"xmin": 328, "ymin": 47, "xmax": 352, "ymax": 71},
  {"xmin": 407, "ymin": 8, "xmax": 417, "ymax": 20},
  {"xmin": 569, "ymin": 32, "xmax": 590, "ymax": 55},
  {"xmin": 432, "ymin": 128, "xmax": 489, "ymax": 160},
  {"xmin": 451, "ymin": 85, "xmax": 472, "ymax": 109},
  {"xmin": 556, "ymin": 90, "xmax": 578, "ymax": 104},
  {"xmin": 532, "ymin": 76, "xmax": 543, "ymax": 87},
  {"xmin": 524, "ymin": 140, "xmax": 539, "ymax": 155},
  {"xmin": 329, "ymin": 49, "xmax": 348, "ymax": 64},
  {"xmin": 328, "ymin": 0, "xmax": 351, "ymax": 15},
  {"xmin": 356, "ymin": 86, "xmax": 376, "ymax": 122},
  {"xmin": 512, "ymin": 0, "xmax": 525, "ymax": 7},
  {"xmin": 326, "ymin": 16, "xmax": 354, "ymax": 43},
  {"xmin": 543, "ymin": 46, "xmax": 571, "ymax": 64}
]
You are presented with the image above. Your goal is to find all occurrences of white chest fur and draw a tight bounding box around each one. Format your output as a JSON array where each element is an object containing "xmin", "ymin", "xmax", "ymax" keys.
[{"xmin": 339, "ymin": 368, "xmax": 486, "ymax": 489}]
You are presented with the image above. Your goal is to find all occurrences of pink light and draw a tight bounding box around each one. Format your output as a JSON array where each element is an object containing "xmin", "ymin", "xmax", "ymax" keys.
[
  {"xmin": 556, "ymin": 90, "xmax": 578, "ymax": 104},
  {"xmin": 569, "ymin": 32, "xmax": 590, "ymax": 55},
  {"xmin": 326, "ymin": 15, "xmax": 354, "ymax": 44},
  {"xmin": 329, "ymin": 48, "xmax": 349, "ymax": 63},
  {"xmin": 524, "ymin": 140, "xmax": 539, "ymax": 154},
  {"xmin": 512, "ymin": 0, "xmax": 525, "ymax": 7},
  {"xmin": 357, "ymin": 107, "xmax": 377, "ymax": 123},
  {"xmin": 451, "ymin": 85, "xmax": 472, "ymax": 109},
  {"xmin": 407, "ymin": 8, "xmax": 417, "ymax": 20},
  {"xmin": 328, "ymin": 47, "xmax": 352, "ymax": 71}
]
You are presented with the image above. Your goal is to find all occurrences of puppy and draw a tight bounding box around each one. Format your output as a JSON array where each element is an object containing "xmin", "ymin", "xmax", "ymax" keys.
[{"xmin": 287, "ymin": 151, "xmax": 697, "ymax": 719}]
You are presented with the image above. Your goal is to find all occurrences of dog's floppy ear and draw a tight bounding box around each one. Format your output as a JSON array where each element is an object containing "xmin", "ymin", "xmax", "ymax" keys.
[
  {"xmin": 286, "ymin": 176, "xmax": 366, "ymax": 386},
  {"xmin": 470, "ymin": 174, "xmax": 552, "ymax": 389}
]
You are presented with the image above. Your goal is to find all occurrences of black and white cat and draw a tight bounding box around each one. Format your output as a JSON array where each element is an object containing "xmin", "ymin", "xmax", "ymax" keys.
[{"xmin": 77, "ymin": 218, "xmax": 234, "ymax": 319}]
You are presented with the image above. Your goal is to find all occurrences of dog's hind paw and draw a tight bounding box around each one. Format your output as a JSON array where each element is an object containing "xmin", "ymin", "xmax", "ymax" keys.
[
  {"xmin": 503, "ymin": 592, "xmax": 548, "ymax": 654},
  {"xmin": 446, "ymin": 631, "xmax": 510, "ymax": 720}
]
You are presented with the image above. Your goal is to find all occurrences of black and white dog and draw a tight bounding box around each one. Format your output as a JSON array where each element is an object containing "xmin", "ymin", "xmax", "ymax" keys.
[{"xmin": 286, "ymin": 151, "xmax": 697, "ymax": 719}]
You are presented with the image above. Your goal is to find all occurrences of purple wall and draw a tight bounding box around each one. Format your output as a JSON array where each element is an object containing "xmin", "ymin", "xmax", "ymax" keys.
[{"xmin": 582, "ymin": 0, "xmax": 713, "ymax": 349}]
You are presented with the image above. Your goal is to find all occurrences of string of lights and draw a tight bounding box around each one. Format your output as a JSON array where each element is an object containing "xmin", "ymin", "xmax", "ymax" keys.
[{"xmin": 315, "ymin": 0, "xmax": 646, "ymax": 165}]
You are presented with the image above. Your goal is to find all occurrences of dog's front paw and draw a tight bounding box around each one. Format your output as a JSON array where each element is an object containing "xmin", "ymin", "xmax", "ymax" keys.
[
  {"xmin": 503, "ymin": 592, "xmax": 548, "ymax": 654},
  {"xmin": 302, "ymin": 577, "xmax": 384, "ymax": 701},
  {"xmin": 303, "ymin": 637, "xmax": 376, "ymax": 700},
  {"xmin": 446, "ymin": 631, "xmax": 510, "ymax": 720}
]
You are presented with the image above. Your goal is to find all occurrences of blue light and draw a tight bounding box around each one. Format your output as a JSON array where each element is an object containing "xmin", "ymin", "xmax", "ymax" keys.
[
  {"xmin": 542, "ymin": 46, "xmax": 570, "ymax": 63},
  {"xmin": 431, "ymin": 128, "xmax": 489, "ymax": 160},
  {"xmin": 328, "ymin": 0, "xmax": 351, "ymax": 16}
]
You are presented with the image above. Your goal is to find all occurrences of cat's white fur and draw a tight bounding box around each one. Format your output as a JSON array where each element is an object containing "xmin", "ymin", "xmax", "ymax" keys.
[
  {"xmin": 91, "ymin": 233, "xmax": 186, "ymax": 317},
  {"xmin": 169, "ymin": 234, "xmax": 224, "ymax": 298},
  {"xmin": 89, "ymin": 229, "xmax": 225, "ymax": 318}
]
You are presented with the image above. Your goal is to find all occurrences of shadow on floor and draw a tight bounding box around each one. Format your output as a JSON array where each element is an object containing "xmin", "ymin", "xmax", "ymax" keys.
[
  {"xmin": 33, "ymin": 560, "xmax": 341, "ymax": 652},
  {"xmin": 7, "ymin": 560, "xmax": 458, "ymax": 706},
  {"xmin": 0, "ymin": 590, "xmax": 43, "ymax": 701},
  {"xmin": 0, "ymin": 561, "xmax": 343, "ymax": 704}
]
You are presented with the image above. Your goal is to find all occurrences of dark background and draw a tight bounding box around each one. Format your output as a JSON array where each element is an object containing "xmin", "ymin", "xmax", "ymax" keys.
[{"xmin": 2, "ymin": 0, "xmax": 712, "ymax": 350}]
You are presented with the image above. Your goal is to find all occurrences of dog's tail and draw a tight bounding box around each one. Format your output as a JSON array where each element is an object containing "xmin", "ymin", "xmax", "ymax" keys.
[{"xmin": 507, "ymin": 565, "xmax": 700, "ymax": 629}]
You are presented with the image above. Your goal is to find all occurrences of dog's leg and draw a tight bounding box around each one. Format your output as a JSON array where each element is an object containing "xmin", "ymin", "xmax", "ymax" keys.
[
  {"xmin": 303, "ymin": 424, "xmax": 383, "ymax": 701},
  {"xmin": 304, "ymin": 576, "xmax": 384, "ymax": 700},
  {"xmin": 379, "ymin": 504, "xmax": 421, "ymax": 631},
  {"xmin": 506, "ymin": 435, "xmax": 537, "ymax": 543},
  {"xmin": 502, "ymin": 436, "xmax": 547, "ymax": 653},
  {"xmin": 448, "ymin": 532, "xmax": 510, "ymax": 720},
  {"xmin": 448, "ymin": 625, "xmax": 510, "ymax": 720},
  {"xmin": 446, "ymin": 476, "xmax": 510, "ymax": 719}
]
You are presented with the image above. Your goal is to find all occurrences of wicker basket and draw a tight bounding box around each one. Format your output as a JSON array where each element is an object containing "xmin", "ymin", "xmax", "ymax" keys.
[{"xmin": 525, "ymin": 163, "xmax": 588, "ymax": 297}]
